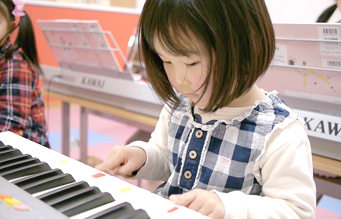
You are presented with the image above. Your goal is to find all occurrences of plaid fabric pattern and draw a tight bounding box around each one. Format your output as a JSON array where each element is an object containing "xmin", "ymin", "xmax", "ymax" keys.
[
  {"xmin": 0, "ymin": 41, "xmax": 49, "ymax": 147},
  {"xmin": 156, "ymin": 93, "xmax": 292, "ymax": 198}
]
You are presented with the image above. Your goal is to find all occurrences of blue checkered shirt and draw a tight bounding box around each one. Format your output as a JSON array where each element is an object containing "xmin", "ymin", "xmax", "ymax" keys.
[{"xmin": 155, "ymin": 94, "xmax": 291, "ymax": 198}]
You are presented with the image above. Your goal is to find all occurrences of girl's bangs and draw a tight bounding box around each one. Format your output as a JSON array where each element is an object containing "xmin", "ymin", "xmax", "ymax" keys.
[
  {"xmin": 154, "ymin": 26, "xmax": 200, "ymax": 57},
  {"xmin": 144, "ymin": 1, "xmax": 202, "ymax": 57}
]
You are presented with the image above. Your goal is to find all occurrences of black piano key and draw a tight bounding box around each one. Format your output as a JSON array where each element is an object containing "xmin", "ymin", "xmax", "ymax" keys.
[
  {"xmin": 84, "ymin": 202, "xmax": 135, "ymax": 219},
  {"xmin": 116, "ymin": 209, "xmax": 150, "ymax": 219},
  {"xmin": 21, "ymin": 173, "xmax": 75, "ymax": 194},
  {"xmin": 47, "ymin": 187, "xmax": 100, "ymax": 206},
  {"xmin": 0, "ymin": 145, "xmax": 13, "ymax": 152},
  {"xmin": 0, "ymin": 154, "xmax": 32, "ymax": 167},
  {"xmin": 0, "ymin": 158, "xmax": 41, "ymax": 173},
  {"xmin": 0, "ymin": 162, "xmax": 51, "ymax": 180},
  {"xmin": 0, "ymin": 149, "xmax": 22, "ymax": 160},
  {"xmin": 12, "ymin": 168, "xmax": 63, "ymax": 185},
  {"xmin": 38, "ymin": 181, "xmax": 90, "ymax": 203},
  {"xmin": 51, "ymin": 186, "xmax": 102, "ymax": 210},
  {"xmin": 54, "ymin": 192, "xmax": 115, "ymax": 217}
]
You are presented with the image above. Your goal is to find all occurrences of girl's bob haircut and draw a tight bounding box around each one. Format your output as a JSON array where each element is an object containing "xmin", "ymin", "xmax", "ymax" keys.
[{"xmin": 139, "ymin": 0, "xmax": 275, "ymax": 112}]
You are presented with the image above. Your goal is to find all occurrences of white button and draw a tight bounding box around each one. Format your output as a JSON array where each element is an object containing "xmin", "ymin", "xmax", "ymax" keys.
[
  {"xmin": 184, "ymin": 170, "xmax": 192, "ymax": 179},
  {"xmin": 195, "ymin": 130, "xmax": 203, "ymax": 138},
  {"xmin": 189, "ymin": 150, "xmax": 197, "ymax": 159}
]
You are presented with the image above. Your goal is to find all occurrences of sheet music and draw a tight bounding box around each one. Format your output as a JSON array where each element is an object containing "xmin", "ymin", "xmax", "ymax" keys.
[{"xmin": 37, "ymin": 19, "xmax": 136, "ymax": 79}]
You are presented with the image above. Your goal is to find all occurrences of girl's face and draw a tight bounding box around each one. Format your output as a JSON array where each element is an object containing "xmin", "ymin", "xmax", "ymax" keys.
[{"xmin": 154, "ymin": 38, "xmax": 212, "ymax": 108}]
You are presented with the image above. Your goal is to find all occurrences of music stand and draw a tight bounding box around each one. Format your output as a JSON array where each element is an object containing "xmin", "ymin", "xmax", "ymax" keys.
[{"xmin": 38, "ymin": 19, "xmax": 141, "ymax": 81}]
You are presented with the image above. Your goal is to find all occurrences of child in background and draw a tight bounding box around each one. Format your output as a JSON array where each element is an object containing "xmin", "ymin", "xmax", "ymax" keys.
[
  {"xmin": 0, "ymin": 0, "xmax": 49, "ymax": 148},
  {"xmin": 97, "ymin": 0, "xmax": 316, "ymax": 218},
  {"xmin": 316, "ymin": 0, "xmax": 341, "ymax": 23}
]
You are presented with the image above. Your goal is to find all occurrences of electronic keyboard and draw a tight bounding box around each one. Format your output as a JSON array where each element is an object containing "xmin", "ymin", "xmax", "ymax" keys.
[
  {"xmin": 41, "ymin": 65, "xmax": 163, "ymax": 118},
  {"xmin": 0, "ymin": 131, "xmax": 209, "ymax": 219}
]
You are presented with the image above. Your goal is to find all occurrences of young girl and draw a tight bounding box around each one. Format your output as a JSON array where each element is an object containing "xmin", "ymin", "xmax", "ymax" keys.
[
  {"xmin": 0, "ymin": 0, "xmax": 50, "ymax": 148},
  {"xmin": 97, "ymin": 0, "xmax": 316, "ymax": 218}
]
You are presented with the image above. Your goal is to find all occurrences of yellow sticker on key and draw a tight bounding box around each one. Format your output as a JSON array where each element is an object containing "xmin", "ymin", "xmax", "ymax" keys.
[
  {"xmin": 60, "ymin": 160, "xmax": 70, "ymax": 164},
  {"xmin": 4, "ymin": 198, "xmax": 20, "ymax": 205},
  {"xmin": 119, "ymin": 187, "xmax": 131, "ymax": 193}
]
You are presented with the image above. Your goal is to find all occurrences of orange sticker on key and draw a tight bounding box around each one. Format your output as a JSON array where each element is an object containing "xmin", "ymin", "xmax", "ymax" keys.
[
  {"xmin": 167, "ymin": 207, "xmax": 179, "ymax": 213},
  {"xmin": 0, "ymin": 194, "xmax": 12, "ymax": 200},
  {"xmin": 92, "ymin": 173, "xmax": 105, "ymax": 178}
]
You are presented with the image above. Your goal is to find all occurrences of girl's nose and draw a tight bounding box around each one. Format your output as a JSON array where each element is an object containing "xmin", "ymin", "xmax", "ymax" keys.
[{"xmin": 174, "ymin": 66, "xmax": 190, "ymax": 86}]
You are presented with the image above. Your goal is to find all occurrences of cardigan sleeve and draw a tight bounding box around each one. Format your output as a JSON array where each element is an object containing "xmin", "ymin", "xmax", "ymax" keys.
[
  {"xmin": 213, "ymin": 119, "xmax": 316, "ymax": 219},
  {"xmin": 126, "ymin": 104, "xmax": 172, "ymax": 181}
]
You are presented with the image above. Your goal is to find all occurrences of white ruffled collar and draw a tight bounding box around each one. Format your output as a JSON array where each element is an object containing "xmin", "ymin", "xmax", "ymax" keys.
[{"xmin": 183, "ymin": 90, "xmax": 279, "ymax": 126}]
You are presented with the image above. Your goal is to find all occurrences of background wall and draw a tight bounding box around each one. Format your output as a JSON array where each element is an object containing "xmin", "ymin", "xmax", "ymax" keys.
[
  {"xmin": 265, "ymin": 0, "xmax": 336, "ymax": 23},
  {"xmin": 134, "ymin": 0, "xmax": 337, "ymax": 22},
  {"xmin": 26, "ymin": 0, "xmax": 338, "ymax": 67}
]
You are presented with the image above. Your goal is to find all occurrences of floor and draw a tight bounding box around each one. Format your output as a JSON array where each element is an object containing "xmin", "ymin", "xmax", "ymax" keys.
[{"xmin": 44, "ymin": 100, "xmax": 341, "ymax": 218}]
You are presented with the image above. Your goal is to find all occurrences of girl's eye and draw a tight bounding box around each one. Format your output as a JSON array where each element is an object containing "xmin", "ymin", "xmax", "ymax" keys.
[
  {"xmin": 186, "ymin": 62, "xmax": 199, "ymax": 67},
  {"xmin": 163, "ymin": 61, "xmax": 171, "ymax": 65}
]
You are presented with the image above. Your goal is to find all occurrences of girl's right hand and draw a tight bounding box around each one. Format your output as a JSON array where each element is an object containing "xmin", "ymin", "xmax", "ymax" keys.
[{"xmin": 95, "ymin": 146, "xmax": 147, "ymax": 177}]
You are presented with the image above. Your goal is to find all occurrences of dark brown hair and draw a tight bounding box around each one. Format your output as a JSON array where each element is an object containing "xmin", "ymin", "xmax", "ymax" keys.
[
  {"xmin": 138, "ymin": 0, "xmax": 275, "ymax": 112},
  {"xmin": 316, "ymin": 4, "xmax": 337, "ymax": 22},
  {"xmin": 0, "ymin": 0, "xmax": 42, "ymax": 74}
]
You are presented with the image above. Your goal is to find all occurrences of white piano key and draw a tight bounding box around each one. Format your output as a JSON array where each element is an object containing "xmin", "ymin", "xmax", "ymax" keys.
[{"xmin": 70, "ymin": 200, "xmax": 126, "ymax": 219}]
